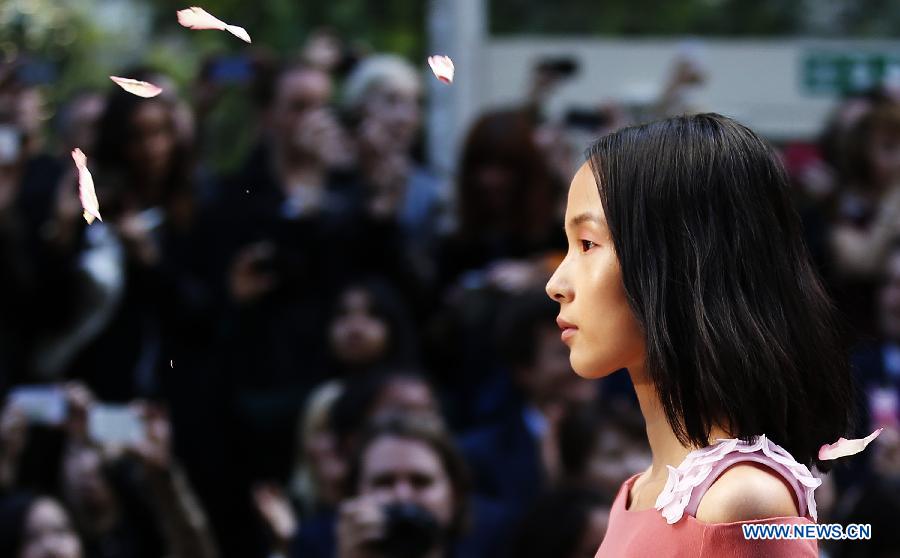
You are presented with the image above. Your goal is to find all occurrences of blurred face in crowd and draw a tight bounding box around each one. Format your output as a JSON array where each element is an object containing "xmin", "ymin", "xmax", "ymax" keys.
[
  {"xmin": 64, "ymin": 93, "xmax": 105, "ymax": 154},
  {"xmin": 585, "ymin": 425, "xmax": 652, "ymax": 496},
  {"xmin": 517, "ymin": 325, "xmax": 596, "ymax": 407},
  {"xmin": 474, "ymin": 163, "xmax": 515, "ymax": 218},
  {"xmin": 358, "ymin": 436, "xmax": 455, "ymax": 528},
  {"xmin": 306, "ymin": 429, "xmax": 347, "ymax": 506},
  {"xmin": 867, "ymin": 125, "xmax": 900, "ymax": 190},
  {"xmin": 371, "ymin": 377, "xmax": 440, "ymax": 422},
  {"xmin": 545, "ymin": 163, "xmax": 645, "ymax": 378},
  {"xmin": 19, "ymin": 498, "xmax": 82, "ymax": 558},
  {"xmin": 329, "ymin": 287, "xmax": 389, "ymax": 366},
  {"xmin": 271, "ymin": 67, "xmax": 345, "ymax": 164},
  {"xmin": 879, "ymin": 249, "xmax": 900, "ymax": 341},
  {"xmin": 61, "ymin": 447, "xmax": 114, "ymax": 516},
  {"xmin": 126, "ymin": 100, "xmax": 177, "ymax": 184},
  {"xmin": 571, "ymin": 506, "xmax": 610, "ymax": 558},
  {"xmin": 361, "ymin": 80, "xmax": 421, "ymax": 152}
]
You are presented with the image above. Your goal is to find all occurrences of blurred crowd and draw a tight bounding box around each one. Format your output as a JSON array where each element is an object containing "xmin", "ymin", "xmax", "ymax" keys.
[{"xmin": 1, "ymin": 29, "xmax": 900, "ymax": 558}]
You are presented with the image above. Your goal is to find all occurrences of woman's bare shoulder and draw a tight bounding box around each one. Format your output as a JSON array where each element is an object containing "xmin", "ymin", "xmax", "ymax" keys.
[{"xmin": 694, "ymin": 462, "xmax": 801, "ymax": 523}]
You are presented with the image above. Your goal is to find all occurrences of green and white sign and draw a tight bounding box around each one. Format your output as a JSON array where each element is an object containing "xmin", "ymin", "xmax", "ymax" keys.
[{"xmin": 803, "ymin": 51, "xmax": 900, "ymax": 95}]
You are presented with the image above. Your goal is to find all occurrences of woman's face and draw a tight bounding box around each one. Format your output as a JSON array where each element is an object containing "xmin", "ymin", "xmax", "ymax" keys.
[
  {"xmin": 359, "ymin": 436, "xmax": 455, "ymax": 528},
  {"xmin": 545, "ymin": 163, "xmax": 645, "ymax": 378},
  {"xmin": 19, "ymin": 498, "xmax": 82, "ymax": 558},
  {"xmin": 329, "ymin": 288, "xmax": 389, "ymax": 366},
  {"xmin": 362, "ymin": 82, "xmax": 421, "ymax": 152},
  {"xmin": 127, "ymin": 101, "xmax": 176, "ymax": 182}
]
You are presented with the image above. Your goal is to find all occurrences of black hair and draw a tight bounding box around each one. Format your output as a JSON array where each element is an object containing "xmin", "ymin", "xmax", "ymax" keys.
[
  {"xmin": 93, "ymin": 66, "xmax": 194, "ymax": 224},
  {"xmin": 326, "ymin": 275, "xmax": 420, "ymax": 373},
  {"xmin": 586, "ymin": 112, "xmax": 857, "ymax": 472}
]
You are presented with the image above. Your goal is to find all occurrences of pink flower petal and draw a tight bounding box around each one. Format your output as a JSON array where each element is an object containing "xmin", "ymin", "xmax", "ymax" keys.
[
  {"xmin": 177, "ymin": 7, "xmax": 251, "ymax": 42},
  {"xmin": 818, "ymin": 428, "xmax": 883, "ymax": 460},
  {"xmin": 109, "ymin": 76, "xmax": 162, "ymax": 98},
  {"xmin": 225, "ymin": 24, "xmax": 252, "ymax": 43},
  {"xmin": 71, "ymin": 148, "xmax": 102, "ymax": 224},
  {"xmin": 427, "ymin": 55, "xmax": 455, "ymax": 84}
]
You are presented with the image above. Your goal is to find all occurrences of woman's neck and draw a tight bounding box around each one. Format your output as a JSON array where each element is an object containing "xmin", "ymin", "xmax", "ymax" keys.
[{"xmin": 629, "ymin": 362, "xmax": 733, "ymax": 483}]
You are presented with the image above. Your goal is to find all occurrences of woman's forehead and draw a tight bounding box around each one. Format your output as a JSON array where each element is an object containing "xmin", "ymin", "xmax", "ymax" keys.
[{"xmin": 566, "ymin": 164, "xmax": 605, "ymax": 221}]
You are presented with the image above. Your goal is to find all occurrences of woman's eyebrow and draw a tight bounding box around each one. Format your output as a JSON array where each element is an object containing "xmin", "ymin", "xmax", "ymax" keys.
[{"xmin": 566, "ymin": 212, "xmax": 605, "ymax": 229}]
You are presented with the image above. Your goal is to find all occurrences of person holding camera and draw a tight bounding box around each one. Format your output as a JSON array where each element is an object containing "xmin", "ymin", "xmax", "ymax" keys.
[{"xmin": 318, "ymin": 415, "xmax": 505, "ymax": 558}]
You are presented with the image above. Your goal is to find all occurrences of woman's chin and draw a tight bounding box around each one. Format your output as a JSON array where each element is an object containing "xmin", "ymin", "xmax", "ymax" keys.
[{"xmin": 570, "ymin": 355, "xmax": 615, "ymax": 380}]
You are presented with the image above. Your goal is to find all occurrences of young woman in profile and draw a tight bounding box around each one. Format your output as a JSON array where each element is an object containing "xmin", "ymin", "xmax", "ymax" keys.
[{"xmin": 546, "ymin": 113, "xmax": 878, "ymax": 556}]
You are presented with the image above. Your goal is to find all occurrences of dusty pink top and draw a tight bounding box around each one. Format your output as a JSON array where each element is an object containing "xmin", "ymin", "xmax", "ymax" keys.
[{"xmin": 595, "ymin": 435, "xmax": 820, "ymax": 557}]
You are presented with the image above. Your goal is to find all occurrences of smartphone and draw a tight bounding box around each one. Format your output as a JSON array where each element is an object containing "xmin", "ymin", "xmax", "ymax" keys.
[
  {"xmin": 564, "ymin": 108, "xmax": 611, "ymax": 131},
  {"xmin": 536, "ymin": 56, "xmax": 579, "ymax": 79},
  {"xmin": 208, "ymin": 56, "xmax": 253, "ymax": 84},
  {"xmin": 88, "ymin": 405, "xmax": 144, "ymax": 445},
  {"xmin": 7, "ymin": 385, "xmax": 67, "ymax": 426}
]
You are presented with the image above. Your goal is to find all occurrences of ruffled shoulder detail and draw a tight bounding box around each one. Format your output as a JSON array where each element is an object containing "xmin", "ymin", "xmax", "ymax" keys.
[{"xmin": 653, "ymin": 434, "xmax": 823, "ymax": 525}]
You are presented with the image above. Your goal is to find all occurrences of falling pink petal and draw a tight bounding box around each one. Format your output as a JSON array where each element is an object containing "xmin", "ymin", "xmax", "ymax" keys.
[
  {"xmin": 71, "ymin": 148, "xmax": 102, "ymax": 225},
  {"xmin": 109, "ymin": 76, "xmax": 162, "ymax": 98},
  {"xmin": 176, "ymin": 7, "xmax": 251, "ymax": 43},
  {"xmin": 818, "ymin": 428, "xmax": 883, "ymax": 460},
  {"xmin": 427, "ymin": 55, "xmax": 454, "ymax": 84}
]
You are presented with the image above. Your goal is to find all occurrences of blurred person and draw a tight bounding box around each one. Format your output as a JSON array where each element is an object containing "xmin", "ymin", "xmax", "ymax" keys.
[
  {"xmin": 326, "ymin": 277, "xmax": 420, "ymax": 377},
  {"xmin": 437, "ymin": 108, "xmax": 566, "ymax": 296},
  {"xmin": 546, "ymin": 113, "xmax": 860, "ymax": 555},
  {"xmin": 199, "ymin": 63, "xmax": 369, "ymax": 557},
  {"xmin": 59, "ymin": 402, "xmax": 217, "ymax": 558},
  {"xmin": 330, "ymin": 371, "xmax": 444, "ymax": 457},
  {"xmin": 342, "ymin": 54, "xmax": 443, "ymax": 240},
  {"xmin": 30, "ymin": 68, "xmax": 210, "ymax": 399},
  {"xmin": 0, "ymin": 493, "xmax": 83, "ymax": 558},
  {"xmin": 289, "ymin": 381, "xmax": 347, "ymax": 517},
  {"xmin": 0, "ymin": 118, "xmax": 38, "ymax": 390},
  {"xmin": 828, "ymin": 103, "xmax": 900, "ymax": 339},
  {"xmin": 557, "ymin": 401, "xmax": 651, "ymax": 497},
  {"xmin": 507, "ymin": 486, "xmax": 610, "ymax": 558},
  {"xmin": 55, "ymin": 91, "xmax": 106, "ymax": 157},
  {"xmin": 341, "ymin": 54, "xmax": 446, "ymax": 317},
  {"xmin": 831, "ymin": 103, "xmax": 900, "ymax": 275},
  {"xmin": 459, "ymin": 290, "xmax": 597, "ymax": 518},
  {"xmin": 654, "ymin": 47, "xmax": 708, "ymax": 118},
  {"xmin": 0, "ymin": 57, "xmax": 49, "ymax": 157},
  {"xmin": 320, "ymin": 414, "xmax": 507, "ymax": 558},
  {"xmin": 257, "ymin": 373, "xmax": 444, "ymax": 558},
  {"xmin": 252, "ymin": 381, "xmax": 346, "ymax": 558}
]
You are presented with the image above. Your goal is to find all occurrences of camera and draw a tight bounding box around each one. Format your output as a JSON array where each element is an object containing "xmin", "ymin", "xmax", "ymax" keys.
[{"xmin": 367, "ymin": 502, "xmax": 441, "ymax": 558}]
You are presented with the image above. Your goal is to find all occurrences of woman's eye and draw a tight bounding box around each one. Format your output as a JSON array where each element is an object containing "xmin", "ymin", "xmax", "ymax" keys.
[{"xmin": 580, "ymin": 240, "xmax": 595, "ymax": 252}]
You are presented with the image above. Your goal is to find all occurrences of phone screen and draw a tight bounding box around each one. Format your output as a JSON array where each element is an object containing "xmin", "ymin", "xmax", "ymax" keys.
[
  {"xmin": 88, "ymin": 405, "xmax": 145, "ymax": 445},
  {"xmin": 8, "ymin": 385, "xmax": 67, "ymax": 425}
]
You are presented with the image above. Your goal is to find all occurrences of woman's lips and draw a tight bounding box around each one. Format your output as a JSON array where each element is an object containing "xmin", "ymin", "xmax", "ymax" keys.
[{"xmin": 557, "ymin": 316, "xmax": 577, "ymax": 343}]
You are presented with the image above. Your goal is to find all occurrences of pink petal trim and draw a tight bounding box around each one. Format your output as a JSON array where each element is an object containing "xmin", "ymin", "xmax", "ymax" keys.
[{"xmin": 653, "ymin": 434, "xmax": 822, "ymax": 524}]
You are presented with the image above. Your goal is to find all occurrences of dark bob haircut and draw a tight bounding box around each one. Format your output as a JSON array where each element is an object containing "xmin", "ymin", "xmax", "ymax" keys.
[{"xmin": 586, "ymin": 113, "xmax": 857, "ymax": 472}]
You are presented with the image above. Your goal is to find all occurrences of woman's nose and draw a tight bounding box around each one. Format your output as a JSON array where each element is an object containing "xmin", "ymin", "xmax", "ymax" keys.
[{"xmin": 545, "ymin": 263, "xmax": 572, "ymax": 303}]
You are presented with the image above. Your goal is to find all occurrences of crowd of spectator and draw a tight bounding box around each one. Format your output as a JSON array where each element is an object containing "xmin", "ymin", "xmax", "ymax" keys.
[{"xmin": 1, "ymin": 31, "xmax": 900, "ymax": 558}]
